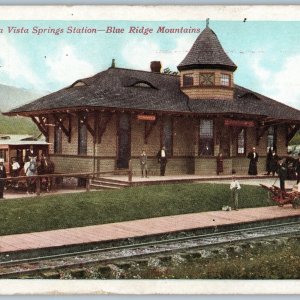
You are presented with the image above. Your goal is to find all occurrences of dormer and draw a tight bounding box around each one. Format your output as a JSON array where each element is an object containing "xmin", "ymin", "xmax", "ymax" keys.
[{"xmin": 177, "ymin": 24, "xmax": 237, "ymax": 100}]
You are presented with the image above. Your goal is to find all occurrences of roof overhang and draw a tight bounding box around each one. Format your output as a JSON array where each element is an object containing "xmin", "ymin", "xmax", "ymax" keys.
[
  {"xmin": 177, "ymin": 63, "xmax": 237, "ymax": 72},
  {"xmin": 4, "ymin": 106, "xmax": 300, "ymax": 125}
]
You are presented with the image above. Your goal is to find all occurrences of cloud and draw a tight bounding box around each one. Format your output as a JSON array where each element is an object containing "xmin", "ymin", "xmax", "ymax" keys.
[
  {"xmin": 0, "ymin": 36, "xmax": 43, "ymax": 89},
  {"xmin": 45, "ymin": 44, "xmax": 96, "ymax": 88},
  {"xmin": 252, "ymin": 54, "xmax": 300, "ymax": 109},
  {"xmin": 122, "ymin": 36, "xmax": 194, "ymax": 72}
]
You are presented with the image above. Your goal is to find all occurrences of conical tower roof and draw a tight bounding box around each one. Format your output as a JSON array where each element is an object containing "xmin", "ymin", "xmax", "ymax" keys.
[{"xmin": 178, "ymin": 26, "xmax": 237, "ymax": 72}]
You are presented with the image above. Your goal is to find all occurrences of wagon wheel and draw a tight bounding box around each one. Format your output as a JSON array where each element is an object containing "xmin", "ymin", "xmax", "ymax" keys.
[{"xmin": 292, "ymin": 196, "xmax": 300, "ymax": 209}]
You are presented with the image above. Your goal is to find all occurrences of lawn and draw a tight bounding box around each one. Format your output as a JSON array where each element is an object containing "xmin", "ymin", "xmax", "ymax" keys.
[{"xmin": 0, "ymin": 183, "xmax": 270, "ymax": 236}]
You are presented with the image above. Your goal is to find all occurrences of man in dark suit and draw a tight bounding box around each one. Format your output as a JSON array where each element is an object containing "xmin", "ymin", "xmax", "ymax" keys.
[
  {"xmin": 156, "ymin": 146, "xmax": 168, "ymax": 176},
  {"xmin": 0, "ymin": 158, "xmax": 7, "ymax": 199},
  {"xmin": 294, "ymin": 153, "xmax": 300, "ymax": 184},
  {"xmin": 247, "ymin": 147, "xmax": 259, "ymax": 175},
  {"xmin": 25, "ymin": 145, "xmax": 38, "ymax": 162}
]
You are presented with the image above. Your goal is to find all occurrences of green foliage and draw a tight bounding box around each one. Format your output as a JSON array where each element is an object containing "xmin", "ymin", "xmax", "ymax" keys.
[
  {"xmin": 0, "ymin": 114, "xmax": 40, "ymax": 136},
  {"xmin": 0, "ymin": 183, "xmax": 270, "ymax": 236},
  {"xmin": 163, "ymin": 67, "xmax": 178, "ymax": 75}
]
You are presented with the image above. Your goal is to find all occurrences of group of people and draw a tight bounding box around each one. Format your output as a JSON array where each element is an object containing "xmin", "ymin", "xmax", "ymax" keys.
[
  {"xmin": 228, "ymin": 146, "xmax": 300, "ymax": 211},
  {"xmin": 139, "ymin": 146, "xmax": 168, "ymax": 178},
  {"xmin": 217, "ymin": 146, "xmax": 300, "ymax": 192},
  {"xmin": 0, "ymin": 146, "xmax": 54, "ymax": 198},
  {"xmin": 247, "ymin": 146, "xmax": 300, "ymax": 192}
]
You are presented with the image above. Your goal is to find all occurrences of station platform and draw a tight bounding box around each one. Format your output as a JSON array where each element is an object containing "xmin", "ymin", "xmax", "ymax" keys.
[{"xmin": 0, "ymin": 205, "xmax": 299, "ymax": 255}]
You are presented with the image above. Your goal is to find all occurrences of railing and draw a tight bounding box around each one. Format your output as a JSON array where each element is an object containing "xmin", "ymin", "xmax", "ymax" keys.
[{"xmin": 0, "ymin": 165, "xmax": 133, "ymax": 196}]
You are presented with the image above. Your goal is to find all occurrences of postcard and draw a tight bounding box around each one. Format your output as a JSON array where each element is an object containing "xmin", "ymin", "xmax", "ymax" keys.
[{"xmin": 0, "ymin": 4, "xmax": 299, "ymax": 295}]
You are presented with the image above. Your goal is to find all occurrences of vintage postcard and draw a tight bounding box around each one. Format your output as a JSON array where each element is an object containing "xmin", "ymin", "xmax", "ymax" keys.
[{"xmin": 0, "ymin": 4, "xmax": 299, "ymax": 295}]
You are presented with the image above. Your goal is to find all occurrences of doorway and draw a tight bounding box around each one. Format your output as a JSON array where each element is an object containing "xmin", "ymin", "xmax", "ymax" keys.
[
  {"xmin": 220, "ymin": 126, "xmax": 231, "ymax": 157},
  {"xmin": 117, "ymin": 114, "xmax": 131, "ymax": 169}
]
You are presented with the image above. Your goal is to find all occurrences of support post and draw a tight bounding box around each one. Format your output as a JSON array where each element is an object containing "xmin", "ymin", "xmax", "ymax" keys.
[
  {"xmin": 128, "ymin": 159, "xmax": 132, "ymax": 183},
  {"xmin": 36, "ymin": 177, "xmax": 41, "ymax": 196},
  {"xmin": 86, "ymin": 176, "xmax": 91, "ymax": 192}
]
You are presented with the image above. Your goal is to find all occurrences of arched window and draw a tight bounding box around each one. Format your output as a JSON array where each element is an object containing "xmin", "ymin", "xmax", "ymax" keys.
[
  {"xmin": 162, "ymin": 116, "xmax": 173, "ymax": 157},
  {"xmin": 78, "ymin": 116, "xmax": 87, "ymax": 155},
  {"xmin": 70, "ymin": 80, "xmax": 87, "ymax": 88},
  {"xmin": 267, "ymin": 126, "xmax": 277, "ymax": 151},
  {"xmin": 54, "ymin": 126, "xmax": 62, "ymax": 154},
  {"xmin": 199, "ymin": 119, "xmax": 214, "ymax": 156},
  {"xmin": 129, "ymin": 80, "xmax": 157, "ymax": 89},
  {"xmin": 237, "ymin": 128, "xmax": 246, "ymax": 155}
]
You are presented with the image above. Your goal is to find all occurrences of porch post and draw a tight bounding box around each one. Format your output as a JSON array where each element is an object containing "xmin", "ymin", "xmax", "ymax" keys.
[
  {"xmin": 128, "ymin": 159, "xmax": 132, "ymax": 183},
  {"xmin": 36, "ymin": 177, "xmax": 41, "ymax": 196}
]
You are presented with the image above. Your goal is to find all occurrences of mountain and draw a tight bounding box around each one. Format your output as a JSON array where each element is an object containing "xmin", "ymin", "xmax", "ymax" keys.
[
  {"xmin": 0, "ymin": 83, "xmax": 48, "ymax": 136},
  {"xmin": 0, "ymin": 83, "xmax": 48, "ymax": 113}
]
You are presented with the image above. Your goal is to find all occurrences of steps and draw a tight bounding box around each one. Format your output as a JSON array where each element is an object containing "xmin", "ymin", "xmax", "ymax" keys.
[{"xmin": 90, "ymin": 178, "xmax": 131, "ymax": 190}]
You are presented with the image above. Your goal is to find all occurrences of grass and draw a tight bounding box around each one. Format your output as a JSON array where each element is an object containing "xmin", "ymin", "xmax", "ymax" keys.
[{"xmin": 0, "ymin": 183, "xmax": 270, "ymax": 236}]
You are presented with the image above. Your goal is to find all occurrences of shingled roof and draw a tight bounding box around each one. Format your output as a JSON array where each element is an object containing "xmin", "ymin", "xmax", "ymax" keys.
[
  {"xmin": 177, "ymin": 26, "xmax": 237, "ymax": 72},
  {"xmin": 6, "ymin": 67, "xmax": 300, "ymax": 122},
  {"xmin": 189, "ymin": 84, "xmax": 300, "ymax": 122},
  {"xmin": 7, "ymin": 68, "xmax": 190, "ymax": 115}
]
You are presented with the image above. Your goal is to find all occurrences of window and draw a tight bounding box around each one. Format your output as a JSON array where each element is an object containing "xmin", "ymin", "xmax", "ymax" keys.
[
  {"xmin": 70, "ymin": 80, "xmax": 87, "ymax": 88},
  {"xmin": 0, "ymin": 149, "xmax": 7, "ymax": 162},
  {"xmin": 237, "ymin": 129, "xmax": 246, "ymax": 155},
  {"xmin": 162, "ymin": 116, "xmax": 173, "ymax": 157},
  {"xmin": 199, "ymin": 73, "xmax": 215, "ymax": 86},
  {"xmin": 133, "ymin": 82, "xmax": 152, "ymax": 88},
  {"xmin": 182, "ymin": 74, "xmax": 194, "ymax": 86},
  {"xmin": 220, "ymin": 74, "xmax": 230, "ymax": 86},
  {"xmin": 131, "ymin": 81, "xmax": 156, "ymax": 89},
  {"xmin": 78, "ymin": 117, "xmax": 87, "ymax": 155},
  {"xmin": 54, "ymin": 126, "xmax": 62, "ymax": 154},
  {"xmin": 267, "ymin": 126, "xmax": 277, "ymax": 151},
  {"xmin": 199, "ymin": 119, "xmax": 214, "ymax": 156}
]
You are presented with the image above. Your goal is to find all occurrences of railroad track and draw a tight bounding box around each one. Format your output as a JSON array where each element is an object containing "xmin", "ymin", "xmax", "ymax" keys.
[{"xmin": 0, "ymin": 221, "xmax": 300, "ymax": 278}]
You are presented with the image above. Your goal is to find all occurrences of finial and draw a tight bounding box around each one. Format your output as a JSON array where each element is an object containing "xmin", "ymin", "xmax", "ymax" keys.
[
  {"xmin": 111, "ymin": 58, "xmax": 115, "ymax": 68},
  {"xmin": 206, "ymin": 18, "xmax": 210, "ymax": 28}
]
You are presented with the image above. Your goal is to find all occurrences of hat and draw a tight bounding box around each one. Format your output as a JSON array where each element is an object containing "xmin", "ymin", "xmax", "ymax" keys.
[{"xmin": 0, "ymin": 158, "xmax": 4, "ymax": 163}]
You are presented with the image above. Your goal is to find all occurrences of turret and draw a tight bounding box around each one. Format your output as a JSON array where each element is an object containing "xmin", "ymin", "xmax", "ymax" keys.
[{"xmin": 177, "ymin": 23, "xmax": 237, "ymax": 100}]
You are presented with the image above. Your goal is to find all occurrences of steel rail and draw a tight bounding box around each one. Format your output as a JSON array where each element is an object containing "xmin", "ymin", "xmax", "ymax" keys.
[{"xmin": 0, "ymin": 220, "xmax": 299, "ymax": 278}]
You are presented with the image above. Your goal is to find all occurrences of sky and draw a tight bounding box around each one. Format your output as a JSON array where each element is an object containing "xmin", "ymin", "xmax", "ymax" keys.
[{"xmin": 1, "ymin": 20, "xmax": 300, "ymax": 109}]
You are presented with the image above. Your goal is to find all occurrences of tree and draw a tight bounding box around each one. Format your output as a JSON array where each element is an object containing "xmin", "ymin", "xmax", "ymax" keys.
[{"xmin": 163, "ymin": 67, "xmax": 178, "ymax": 75}]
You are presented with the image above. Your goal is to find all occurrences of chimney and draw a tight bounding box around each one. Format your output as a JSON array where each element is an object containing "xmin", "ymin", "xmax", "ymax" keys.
[
  {"xmin": 150, "ymin": 61, "xmax": 161, "ymax": 73},
  {"xmin": 111, "ymin": 58, "xmax": 116, "ymax": 68}
]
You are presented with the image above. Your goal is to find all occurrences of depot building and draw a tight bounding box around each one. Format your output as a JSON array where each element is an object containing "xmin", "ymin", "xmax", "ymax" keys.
[{"xmin": 6, "ymin": 25, "xmax": 300, "ymax": 176}]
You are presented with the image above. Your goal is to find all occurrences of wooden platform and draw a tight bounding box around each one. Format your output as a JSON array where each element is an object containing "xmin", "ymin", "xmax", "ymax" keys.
[
  {"xmin": 103, "ymin": 174, "xmax": 276, "ymax": 185},
  {"xmin": 0, "ymin": 206, "xmax": 299, "ymax": 254}
]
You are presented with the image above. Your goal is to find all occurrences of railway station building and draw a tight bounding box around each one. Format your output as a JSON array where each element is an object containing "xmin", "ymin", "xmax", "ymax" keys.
[{"xmin": 6, "ymin": 25, "xmax": 300, "ymax": 177}]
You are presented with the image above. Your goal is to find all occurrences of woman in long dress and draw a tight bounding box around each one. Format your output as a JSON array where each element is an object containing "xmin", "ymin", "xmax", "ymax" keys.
[{"xmin": 247, "ymin": 147, "xmax": 259, "ymax": 175}]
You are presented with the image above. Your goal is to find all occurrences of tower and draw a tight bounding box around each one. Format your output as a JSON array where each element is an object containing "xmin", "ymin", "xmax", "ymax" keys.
[{"xmin": 177, "ymin": 24, "xmax": 237, "ymax": 100}]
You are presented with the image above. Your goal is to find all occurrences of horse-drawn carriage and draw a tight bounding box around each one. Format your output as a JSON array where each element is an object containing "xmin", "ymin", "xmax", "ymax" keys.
[
  {"xmin": 6, "ymin": 155, "xmax": 55, "ymax": 193},
  {"xmin": 260, "ymin": 184, "xmax": 300, "ymax": 208},
  {"xmin": 0, "ymin": 135, "xmax": 54, "ymax": 192}
]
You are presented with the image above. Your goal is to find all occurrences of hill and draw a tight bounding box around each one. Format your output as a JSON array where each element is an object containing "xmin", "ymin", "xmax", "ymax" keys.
[
  {"xmin": 0, "ymin": 113, "xmax": 40, "ymax": 136},
  {"xmin": 290, "ymin": 131, "xmax": 300, "ymax": 146},
  {"xmin": 0, "ymin": 83, "xmax": 48, "ymax": 136},
  {"xmin": 0, "ymin": 83, "xmax": 47, "ymax": 113}
]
